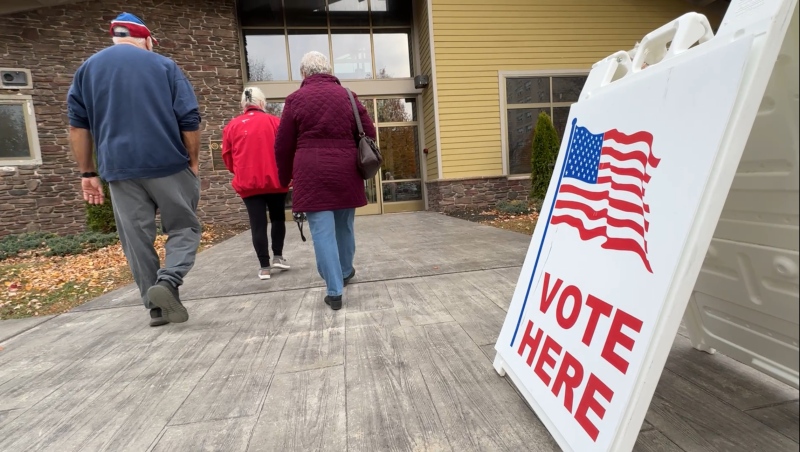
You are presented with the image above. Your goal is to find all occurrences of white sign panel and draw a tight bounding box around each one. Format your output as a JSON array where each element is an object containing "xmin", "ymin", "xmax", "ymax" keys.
[{"xmin": 493, "ymin": 30, "xmax": 755, "ymax": 452}]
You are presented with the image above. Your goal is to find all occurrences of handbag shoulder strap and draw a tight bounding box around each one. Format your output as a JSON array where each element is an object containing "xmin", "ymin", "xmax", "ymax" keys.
[{"xmin": 345, "ymin": 88, "xmax": 366, "ymax": 138}]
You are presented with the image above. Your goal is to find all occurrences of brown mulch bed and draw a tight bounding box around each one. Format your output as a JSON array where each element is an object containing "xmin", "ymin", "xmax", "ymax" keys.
[
  {"xmin": 0, "ymin": 224, "xmax": 247, "ymax": 320},
  {"xmin": 442, "ymin": 205, "xmax": 540, "ymax": 236}
]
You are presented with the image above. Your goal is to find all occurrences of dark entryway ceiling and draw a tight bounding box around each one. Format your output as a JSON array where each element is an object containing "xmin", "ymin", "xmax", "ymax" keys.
[
  {"xmin": 0, "ymin": 0, "xmax": 87, "ymax": 16},
  {"xmin": 1, "ymin": 0, "xmax": 730, "ymax": 16}
]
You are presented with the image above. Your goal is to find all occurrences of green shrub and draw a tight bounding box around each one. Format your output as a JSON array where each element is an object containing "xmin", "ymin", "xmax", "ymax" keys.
[
  {"xmin": 530, "ymin": 111, "xmax": 560, "ymax": 202},
  {"xmin": 86, "ymin": 180, "xmax": 117, "ymax": 233},
  {"xmin": 0, "ymin": 231, "xmax": 118, "ymax": 260},
  {"xmin": 44, "ymin": 232, "xmax": 118, "ymax": 257},
  {"xmin": 496, "ymin": 200, "xmax": 530, "ymax": 215},
  {"xmin": 0, "ymin": 231, "xmax": 58, "ymax": 260}
]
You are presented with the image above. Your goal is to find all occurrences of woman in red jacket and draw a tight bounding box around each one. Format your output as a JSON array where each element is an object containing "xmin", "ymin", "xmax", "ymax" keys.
[
  {"xmin": 275, "ymin": 51, "xmax": 376, "ymax": 310},
  {"xmin": 223, "ymin": 87, "xmax": 291, "ymax": 280}
]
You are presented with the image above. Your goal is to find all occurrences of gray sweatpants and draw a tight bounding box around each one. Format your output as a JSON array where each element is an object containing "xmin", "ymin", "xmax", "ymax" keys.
[{"xmin": 109, "ymin": 167, "xmax": 201, "ymax": 310}]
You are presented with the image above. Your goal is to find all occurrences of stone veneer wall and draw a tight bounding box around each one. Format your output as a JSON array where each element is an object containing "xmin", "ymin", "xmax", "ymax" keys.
[
  {"xmin": 425, "ymin": 176, "xmax": 531, "ymax": 212},
  {"xmin": 0, "ymin": 0, "xmax": 247, "ymax": 237}
]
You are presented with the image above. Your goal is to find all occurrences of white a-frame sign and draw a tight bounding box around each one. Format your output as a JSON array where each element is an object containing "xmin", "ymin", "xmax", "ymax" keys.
[{"xmin": 493, "ymin": 0, "xmax": 798, "ymax": 451}]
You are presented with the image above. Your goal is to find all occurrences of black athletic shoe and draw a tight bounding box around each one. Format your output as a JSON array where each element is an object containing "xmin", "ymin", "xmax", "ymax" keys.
[
  {"xmin": 324, "ymin": 295, "xmax": 343, "ymax": 311},
  {"xmin": 149, "ymin": 307, "xmax": 169, "ymax": 327},
  {"xmin": 147, "ymin": 281, "xmax": 189, "ymax": 323}
]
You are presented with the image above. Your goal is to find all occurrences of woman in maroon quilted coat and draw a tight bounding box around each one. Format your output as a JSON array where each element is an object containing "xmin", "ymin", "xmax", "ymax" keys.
[{"xmin": 275, "ymin": 51, "xmax": 376, "ymax": 311}]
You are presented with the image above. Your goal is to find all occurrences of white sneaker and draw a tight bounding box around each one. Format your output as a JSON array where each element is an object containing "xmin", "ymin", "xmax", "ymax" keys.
[
  {"xmin": 272, "ymin": 256, "xmax": 291, "ymax": 270},
  {"xmin": 258, "ymin": 268, "xmax": 271, "ymax": 280}
]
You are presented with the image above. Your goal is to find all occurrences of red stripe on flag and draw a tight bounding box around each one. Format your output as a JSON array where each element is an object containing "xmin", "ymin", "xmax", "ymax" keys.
[
  {"xmin": 601, "ymin": 163, "xmax": 651, "ymax": 184},
  {"xmin": 602, "ymin": 237, "xmax": 653, "ymax": 273},
  {"xmin": 551, "ymin": 214, "xmax": 653, "ymax": 272},
  {"xmin": 602, "ymin": 146, "xmax": 649, "ymax": 169},
  {"xmin": 596, "ymin": 175, "xmax": 644, "ymax": 199},
  {"xmin": 559, "ymin": 184, "xmax": 648, "ymax": 217},
  {"xmin": 550, "ymin": 214, "xmax": 608, "ymax": 241},
  {"xmin": 604, "ymin": 128, "xmax": 661, "ymax": 169},
  {"xmin": 554, "ymin": 200, "xmax": 647, "ymax": 237}
]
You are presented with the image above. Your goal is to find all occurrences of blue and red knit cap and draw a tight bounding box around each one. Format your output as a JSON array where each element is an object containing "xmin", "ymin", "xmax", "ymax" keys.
[{"xmin": 108, "ymin": 12, "xmax": 158, "ymax": 45}]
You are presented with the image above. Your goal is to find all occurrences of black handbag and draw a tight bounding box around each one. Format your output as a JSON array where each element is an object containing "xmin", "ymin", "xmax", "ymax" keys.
[{"xmin": 346, "ymin": 88, "xmax": 383, "ymax": 180}]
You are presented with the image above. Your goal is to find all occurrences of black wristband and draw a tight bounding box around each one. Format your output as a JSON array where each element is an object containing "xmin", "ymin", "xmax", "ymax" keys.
[{"xmin": 81, "ymin": 172, "xmax": 99, "ymax": 178}]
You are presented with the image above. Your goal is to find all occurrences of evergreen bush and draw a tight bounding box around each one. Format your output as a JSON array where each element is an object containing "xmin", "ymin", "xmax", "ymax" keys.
[
  {"xmin": 496, "ymin": 200, "xmax": 531, "ymax": 215},
  {"xmin": 530, "ymin": 111, "xmax": 560, "ymax": 202},
  {"xmin": 0, "ymin": 231, "xmax": 118, "ymax": 261},
  {"xmin": 86, "ymin": 181, "xmax": 116, "ymax": 233},
  {"xmin": 85, "ymin": 153, "xmax": 116, "ymax": 233}
]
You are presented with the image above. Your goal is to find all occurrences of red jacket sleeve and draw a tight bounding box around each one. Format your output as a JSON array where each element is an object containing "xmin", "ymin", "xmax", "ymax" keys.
[
  {"xmin": 274, "ymin": 98, "xmax": 298, "ymax": 188},
  {"xmin": 222, "ymin": 123, "xmax": 234, "ymax": 174}
]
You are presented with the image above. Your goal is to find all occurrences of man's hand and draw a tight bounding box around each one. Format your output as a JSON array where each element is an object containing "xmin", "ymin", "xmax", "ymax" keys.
[
  {"xmin": 181, "ymin": 130, "xmax": 201, "ymax": 176},
  {"xmin": 82, "ymin": 177, "xmax": 104, "ymax": 205}
]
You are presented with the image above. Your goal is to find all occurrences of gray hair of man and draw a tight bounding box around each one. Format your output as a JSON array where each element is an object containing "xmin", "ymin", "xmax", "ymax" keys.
[
  {"xmin": 241, "ymin": 87, "xmax": 267, "ymax": 111},
  {"xmin": 111, "ymin": 26, "xmax": 153, "ymax": 51},
  {"xmin": 299, "ymin": 51, "xmax": 332, "ymax": 78}
]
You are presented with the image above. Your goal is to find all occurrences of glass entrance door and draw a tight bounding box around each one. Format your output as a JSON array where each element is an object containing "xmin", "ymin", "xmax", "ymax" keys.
[
  {"xmin": 268, "ymin": 96, "xmax": 424, "ymax": 216},
  {"xmin": 356, "ymin": 96, "xmax": 424, "ymax": 215}
]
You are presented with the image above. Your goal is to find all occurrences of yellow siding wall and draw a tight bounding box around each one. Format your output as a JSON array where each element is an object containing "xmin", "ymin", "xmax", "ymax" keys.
[
  {"xmin": 416, "ymin": 0, "xmax": 440, "ymax": 181},
  {"xmin": 430, "ymin": 0, "xmax": 724, "ymax": 179}
]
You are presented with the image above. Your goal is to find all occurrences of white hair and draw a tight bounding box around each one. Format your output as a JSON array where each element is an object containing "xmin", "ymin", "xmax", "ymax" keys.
[
  {"xmin": 299, "ymin": 51, "xmax": 332, "ymax": 78},
  {"xmin": 241, "ymin": 87, "xmax": 267, "ymax": 110},
  {"xmin": 111, "ymin": 26, "xmax": 151, "ymax": 50}
]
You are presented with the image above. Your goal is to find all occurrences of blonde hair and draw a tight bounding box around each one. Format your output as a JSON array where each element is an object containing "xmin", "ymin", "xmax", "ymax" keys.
[{"xmin": 241, "ymin": 87, "xmax": 267, "ymax": 110}]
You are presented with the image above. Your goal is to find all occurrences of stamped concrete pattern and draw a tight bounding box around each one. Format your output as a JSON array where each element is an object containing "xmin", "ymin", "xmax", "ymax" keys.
[{"xmin": 0, "ymin": 212, "xmax": 797, "ymax": 451}]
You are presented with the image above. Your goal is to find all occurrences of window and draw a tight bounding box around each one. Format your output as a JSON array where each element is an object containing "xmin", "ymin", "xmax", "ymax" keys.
[
  {"xmin": 501, "ymin": 73, "xmax": 588, "ymax": 175},
  {"xmin": 0, "ymin": 95, "xmax": 41, "ymax": 166},
  {"xmin": 239, "ymin": 0, "xmax": 413, "ymax": 82}
]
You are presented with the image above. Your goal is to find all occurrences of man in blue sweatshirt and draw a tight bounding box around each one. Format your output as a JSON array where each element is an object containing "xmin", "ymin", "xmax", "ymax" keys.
[{"xmin": 67, "ymin": 12, "xmax": 202, "ymax": 327}]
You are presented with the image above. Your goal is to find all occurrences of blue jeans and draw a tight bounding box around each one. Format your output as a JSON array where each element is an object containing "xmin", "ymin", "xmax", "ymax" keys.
[{"xmin": 306, "ymin": 209, "xmax": 356, "ymax": 297}]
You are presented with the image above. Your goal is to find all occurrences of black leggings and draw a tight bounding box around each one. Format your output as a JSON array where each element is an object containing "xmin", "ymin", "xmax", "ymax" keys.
[{"xmin": 242, "ymin": 193, "xmax": 287, "ymax": 268}]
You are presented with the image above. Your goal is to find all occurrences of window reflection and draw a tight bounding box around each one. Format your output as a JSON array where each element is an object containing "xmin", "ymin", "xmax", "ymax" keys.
[
  {"xmin": 332, "ymin": 31, "xmax": 373, "ymax": 80},
  {"xmin": 382, "ymin": 180, "xmax": 422, "ymax": 202},
  {"xmin": 362, "ymin": 98, "xmax": 376, "ymax": 123},
  {"xmin": 0, "ymin": 104, "xmax": 30, "ymax": 159},
  {"xmin": 507, "ymin": 108, "xmax": 547, "ymax": 175},
  {"xmin": 551, "ymin": 76, "xmax": 587, "ymax": 103},
  {"xmin": 364, "ymin": 177, "xmax": 378, "ymax": 204},
  {"xmin": 506, "ymin": 78, "xmax": 549, "ymax": 104},
  {"xmin": 288, "ymin": 31, "xmax": 329, "ymax": 80},
  {"xmin": 265, "ymin": 102, "xmax": 285, "ymax": 118},
  {"xmin": 244, "ymin": 32, "xmax": 289, "ymax": 82},
  {"xmin": 379, "ymin": 126, "xmax": 420, "ymax": 180},
  {"xmin": 552, "ymin": 107, "xmax": 570, "ymax": 140},
  {"xmin": 377, "ymin": 98, "xmax": 416, "ymax": 123},
  {"xmin": 328, "ymin": 0, "xmax": 369, "ymax": 27},
  {"xmin": 373, "ymin": 31, "xmax": 412, "ymax": 78}
]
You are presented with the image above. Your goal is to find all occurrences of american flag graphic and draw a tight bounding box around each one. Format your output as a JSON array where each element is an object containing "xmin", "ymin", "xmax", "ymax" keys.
[{"xmin": 550, "ymin": 123, "xmax": 661, "ymax": 273}]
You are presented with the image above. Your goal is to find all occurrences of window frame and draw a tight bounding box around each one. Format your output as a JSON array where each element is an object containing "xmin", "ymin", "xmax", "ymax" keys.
[
  {"xmin": 238, "ymin": 0, "xmax": 415, "ymax": 85},
  {"xmin": 498, "ymin": 70, "xmax": 589, "ymax": 177},
  {"xmin": 0, "ymin": 94, "xmax": 42, "ymax": 166}
]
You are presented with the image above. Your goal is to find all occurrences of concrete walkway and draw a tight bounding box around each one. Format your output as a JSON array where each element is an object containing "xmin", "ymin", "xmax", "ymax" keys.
[{"xmin": 0, "ymin": 212, "xmax": 797, "ymax": 451}]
